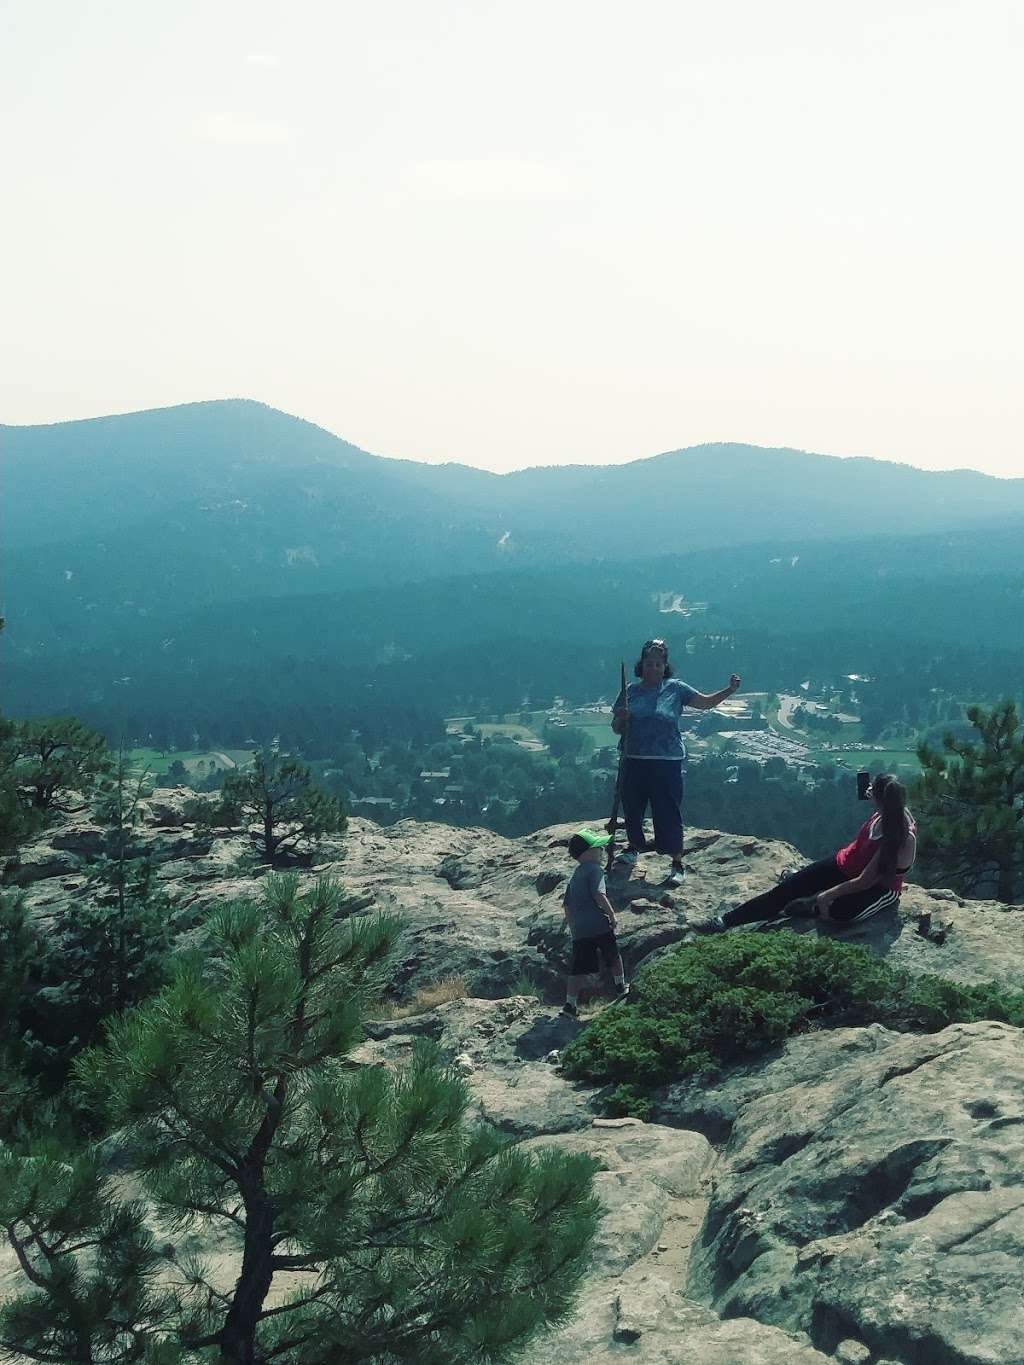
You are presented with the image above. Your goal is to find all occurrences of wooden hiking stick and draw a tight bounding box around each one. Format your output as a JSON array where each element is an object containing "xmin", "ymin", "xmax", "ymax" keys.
[{"xmin": 606, "ymin": 660, "xmax": 628, "ymax": 871}]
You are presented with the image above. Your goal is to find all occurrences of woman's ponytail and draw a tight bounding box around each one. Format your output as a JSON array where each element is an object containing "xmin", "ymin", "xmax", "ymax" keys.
[{"xmin": 873, "ymin": 774, "xmax": 907, "ymax": 878}]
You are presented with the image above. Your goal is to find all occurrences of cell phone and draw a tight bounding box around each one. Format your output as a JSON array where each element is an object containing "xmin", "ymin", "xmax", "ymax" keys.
[{"xmin": 856, "ymin": 770, "xmax": 872, "ymax": 801}]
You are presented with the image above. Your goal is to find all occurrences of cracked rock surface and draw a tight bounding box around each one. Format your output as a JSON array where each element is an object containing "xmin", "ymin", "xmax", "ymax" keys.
[{"xmin": 685, "ymin": 1020, "xmax": 1024, "ymax": 1364}]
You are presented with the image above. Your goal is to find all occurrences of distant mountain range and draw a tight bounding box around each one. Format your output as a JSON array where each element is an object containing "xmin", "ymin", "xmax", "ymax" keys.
[
  {"xmin": 3, "ymin": 399, "xmax": 1023, "ymax": 738},
  {"xmin": 4, "ymin": 399, "xmax": 1024, "ymax": 646}
]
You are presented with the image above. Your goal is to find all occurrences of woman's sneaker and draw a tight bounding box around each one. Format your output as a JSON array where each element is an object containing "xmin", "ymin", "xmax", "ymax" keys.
[
  {"xmin": 663, "ymin": 864, "xmax": 685, "ymax": 888},
  {"xmin": 612, "ymin": 849, "xmax": 639, "ymax": 872}
]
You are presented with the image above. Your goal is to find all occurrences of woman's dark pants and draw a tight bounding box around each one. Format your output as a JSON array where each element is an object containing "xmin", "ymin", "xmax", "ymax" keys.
[
  {"xmin": 722, "ymin": 857, "xmax": 899, "ymax": 927},
  {"xmin": 622, "ymin": 759, "xmax": 684, "ymax": 856}
]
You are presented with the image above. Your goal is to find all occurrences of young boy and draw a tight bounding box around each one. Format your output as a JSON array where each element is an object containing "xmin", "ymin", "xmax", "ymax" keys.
[{"xmin": 561, "ymin": 828, "xmax": 629, "ymax": 1017}]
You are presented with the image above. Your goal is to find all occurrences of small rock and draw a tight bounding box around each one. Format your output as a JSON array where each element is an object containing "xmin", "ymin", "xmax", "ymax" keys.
[
  {"xmin": 592, "ymin": 1116, "xmax": 644, "ymax": 1129},
  {"xmin": 544, "ymin": 1049, "xmax": 560, "ymax": 1063},
  {"xmin": 834, "ymin": 1341, "xmax": 871, "ymax": 1365},
  {"xmin": 452, "ymin": 1053, "xmax": 475, "ymax": 1075}
]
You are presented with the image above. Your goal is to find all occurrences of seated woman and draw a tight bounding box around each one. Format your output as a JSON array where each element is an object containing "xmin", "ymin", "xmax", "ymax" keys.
[{"xmin": 699, "ymin": 773, "xmax": 916, "ymax": 932}]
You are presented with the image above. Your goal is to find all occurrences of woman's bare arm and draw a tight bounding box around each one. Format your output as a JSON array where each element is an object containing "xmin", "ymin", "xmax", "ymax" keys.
[
  {"xmin": 688, "ymin": 675, "xmax": 742, "ymax": 711},
  {"xmin": 820, "ymin": 850, "xmax": 883, "ymax": 902}
]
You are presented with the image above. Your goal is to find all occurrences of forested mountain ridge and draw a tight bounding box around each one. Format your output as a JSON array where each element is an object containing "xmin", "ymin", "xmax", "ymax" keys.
[
  {"xmin": 4, "ymin": 398, "xmax": 1022, "ymax": 753},
  {"xmin": 5, "ymin": 398, "xmax": 1024, "ymax": 611},
  {"xmin": 5, "ymin": 522, "xmax": 1022, "ymax": 746}
]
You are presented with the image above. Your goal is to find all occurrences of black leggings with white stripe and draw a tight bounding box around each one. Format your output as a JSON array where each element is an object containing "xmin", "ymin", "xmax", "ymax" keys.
[{"xmin": 721, "ymin": 857, "xmax": 900, "ymax": 928}]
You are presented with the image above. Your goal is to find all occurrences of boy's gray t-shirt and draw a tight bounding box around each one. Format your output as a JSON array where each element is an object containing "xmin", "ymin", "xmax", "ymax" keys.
[{"xmin": 564, "ymin": 861, "xmax": 613, "ymax": 939}]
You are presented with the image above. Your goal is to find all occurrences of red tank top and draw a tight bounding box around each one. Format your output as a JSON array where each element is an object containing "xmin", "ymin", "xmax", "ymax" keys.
[{"xmin": 835, "ymin": 813, "xmax": 917, "ymax": 892}]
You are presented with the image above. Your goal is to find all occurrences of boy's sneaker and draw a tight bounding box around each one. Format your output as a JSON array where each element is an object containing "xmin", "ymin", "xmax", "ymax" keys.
[
  {"xmin": 612, "ymin": 848, "xmax": 639, "ymax": 871},
  {"xmin": 560, "ymin": 1001, "xmax": 579, "ymax": 1018},
  {"xmin": 693, "ymin": 915, "xmax": 727, "ymax": 934},
  {"xmin": 662, "ymin": 864, "xmax": 685, "ymax": 888}
]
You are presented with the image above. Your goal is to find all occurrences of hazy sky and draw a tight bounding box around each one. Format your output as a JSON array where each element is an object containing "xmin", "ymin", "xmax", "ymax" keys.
[{"xmin": 3, "ymin": 1, "xmax": 1022, "ymax": 476}]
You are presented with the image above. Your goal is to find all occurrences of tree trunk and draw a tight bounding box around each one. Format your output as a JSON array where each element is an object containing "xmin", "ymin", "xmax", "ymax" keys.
[
  {"xmin": 997, "ymin": 859, "xmax": 1016, "ymax": 904},
  {"xmin": 219, "ymin": 1193, "xmax": 275, "ymax": 1364}
]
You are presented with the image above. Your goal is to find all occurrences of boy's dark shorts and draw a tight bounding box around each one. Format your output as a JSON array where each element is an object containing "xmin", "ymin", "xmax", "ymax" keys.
[{"xmin": 570, "ymin": 931, "xmax": 619, "ymax": 975}]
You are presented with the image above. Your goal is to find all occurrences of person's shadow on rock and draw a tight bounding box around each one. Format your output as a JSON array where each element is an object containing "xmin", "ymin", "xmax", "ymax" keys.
[
  {"xmin": 759, "ymin": 906, "xmax": 903, "ymax": 958},
  {"xmin": 515, "ymin": 1014, "xmax": 581, "ymax": 1059}
]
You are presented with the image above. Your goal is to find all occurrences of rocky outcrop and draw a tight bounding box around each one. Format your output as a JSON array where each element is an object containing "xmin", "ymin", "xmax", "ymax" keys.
[
  {"xmin": 349, "ymin": 985, "xmax": 1024, "ymax": 1365},
  {"xmin": 11, "ymin": 798, "xmax": 1023, "ymax": 1000},
  {"xmin": 682, "ymin": 1019, "xmax": 1024, "ymax": 1364},
  {"xmin": 7, "ymin": 798, "xmax": 1024, "ymax": 1363},
  {"xmin": 353, "ymin": 996, "xmax": 832, "ymax": 1364}
]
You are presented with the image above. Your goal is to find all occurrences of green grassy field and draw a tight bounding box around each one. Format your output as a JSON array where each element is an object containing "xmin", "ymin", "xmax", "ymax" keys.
[
  {"xmin": 129, "ymin": 748, "xmax": 253, "ymax": 777},
  {"xmin": 474, "ymin": 723, "xmax": 538, "ymax": 742},
  {"xmin": 553, "ymin": 714, "xmax": 615, "ymax": 752},
  {"xmin": 450, "ymin": 710, "xmax": 617, "ymax": 755},
  {"xmin": 822, "ymin": 747, "xmax": 921, "ymax": 776}
]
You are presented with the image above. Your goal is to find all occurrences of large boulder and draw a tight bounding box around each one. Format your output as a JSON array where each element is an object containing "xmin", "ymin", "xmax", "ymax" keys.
[
  {"xmin": 684, "ymin": 1019, "xmax": 1024, "ymax": 1363},
  {"xmin": 140, "ymin": 785, "xmax": 197, "ymax": 828}
]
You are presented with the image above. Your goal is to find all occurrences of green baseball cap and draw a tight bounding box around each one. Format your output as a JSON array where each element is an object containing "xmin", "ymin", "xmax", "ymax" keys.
[{"xmin": 568, "ymin": 827, "xmax": 611, "ymax": 857}]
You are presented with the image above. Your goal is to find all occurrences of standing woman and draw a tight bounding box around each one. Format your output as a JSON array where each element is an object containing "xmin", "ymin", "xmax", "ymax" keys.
[
  {"xmin": 612, "ymin": 638, "xmax": 741, "ymax": 887},
  {"xmin": 699, "ymin": 773, "xmax": 917, "ymax": 931}
]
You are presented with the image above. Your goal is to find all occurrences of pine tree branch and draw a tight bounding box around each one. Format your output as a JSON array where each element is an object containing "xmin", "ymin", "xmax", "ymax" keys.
[
  {"xmin": 177, "ymin": 1268, "xmax": 233, "ymax": 1308},
  {"xmin": 19, "ymin": 1215, "xmax": 61, "ymax": 1272},
  {"xmin": 256, "ymin": 1283, "xmax": 335, "ymax": 1321},
  {"xmin": 0, "ymin": 1340, "xmax": 73, "ymax": 1365},
  {"xmin": 263, "ymin": 1324, "xmax": 329, "ymax": 1360},
  {"xmin": 163, "ymin": 1197, "xmax": 245, "ymax": 1230},
  {"xmin": 4, "ymin": 1223, "xmax": 51, "ymax": 1292},
  {"xmin": 151, "ymin": 1091, "xmax": 241, "ymax": 1179},
  {"xmin": 60, "ymin": 1238, "xmax": 106, "ymax": 1255}
]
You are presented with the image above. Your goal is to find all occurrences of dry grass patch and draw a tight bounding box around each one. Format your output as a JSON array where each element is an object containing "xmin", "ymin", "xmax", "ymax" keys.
[{"xmin": 378, "ymin": 975, "xmax": 469, "ymax": 1020}]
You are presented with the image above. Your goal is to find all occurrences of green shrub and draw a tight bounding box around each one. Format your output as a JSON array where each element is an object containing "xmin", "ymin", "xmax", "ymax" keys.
[
  {"xmin": 562, "ymin": 934, "xmax": 1024, "ymax": 1087},
  {"xmin": 603, "ymin": 1084, "xmax": 654, "ymax": 1122}
]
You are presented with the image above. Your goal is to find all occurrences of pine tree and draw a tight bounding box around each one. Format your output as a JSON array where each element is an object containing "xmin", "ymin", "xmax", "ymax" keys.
[
  {"xmin": 84, "ymin": 752, "xmax": 175, "ymax": 1008},
  {"xmin": 0, "ymin": 891, "xmax": 45, "ymax": 1140},
  {"xmin": 915, "ymin": 700, "xmax": 1024, "ymax": 902},
  {"xmin": 0, "ymin": 876, "xmax": 599, "ymax": 1364},
  {"xmin": 0, "ymin": 716, "xmax": 47, "ymax": 855},
  {"xmin": 9, "ymin": 716, "xmax": 111, "ymax": 813},
  {"xmin": 219, "ymin": 751, "xmax": 346, "ymax": 864}
]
